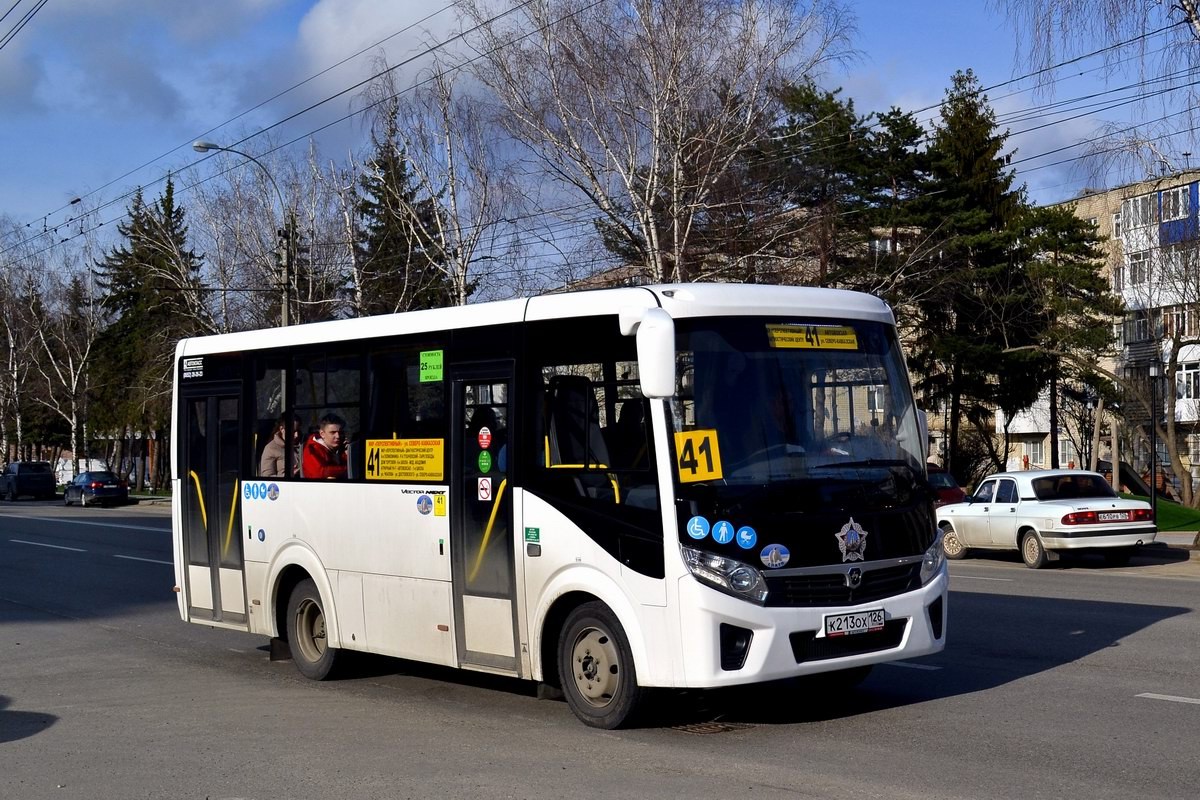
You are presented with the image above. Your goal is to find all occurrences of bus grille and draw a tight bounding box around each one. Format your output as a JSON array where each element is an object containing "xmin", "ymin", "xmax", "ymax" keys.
[
  {"xmin": 763, "ymin": 562, "xmax": 921, "ymax": 607},
  {"xmin": 789, "ymin": 619, "xmax": 908, "ymax": 663}
]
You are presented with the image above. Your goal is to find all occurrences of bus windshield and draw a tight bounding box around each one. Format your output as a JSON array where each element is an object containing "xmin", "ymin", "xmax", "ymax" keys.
[{"xmin": 670, "ymin": 317, "xmax": 923, "ymax": 488}]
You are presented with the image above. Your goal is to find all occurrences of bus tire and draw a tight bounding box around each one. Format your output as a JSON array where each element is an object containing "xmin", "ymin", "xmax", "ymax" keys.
[
  {"xmin": 558, "ymin": 602, "xmax": 643, "ymax": 729},
  {"xmin": 286, "ymin": 578, "xmax": 340, "ymax": 680}
]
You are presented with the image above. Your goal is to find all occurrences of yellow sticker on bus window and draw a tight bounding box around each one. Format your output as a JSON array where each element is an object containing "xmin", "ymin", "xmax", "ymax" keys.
[
  {"xmin": 766, "ymin": 324, "xmax": 859, "ymax": 350},
  {"xmin": 365, "ymin": 438, "xmax": 445, "ymax": 481},
  {"xmin": 674, "ymin": 430, "xmax": 723, "ymax": 483}
]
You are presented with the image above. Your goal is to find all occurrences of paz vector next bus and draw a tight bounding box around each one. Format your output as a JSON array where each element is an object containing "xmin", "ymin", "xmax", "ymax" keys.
[{"xmin": 171, "ymin": 283, "xmax": 947, "ymax": 728}]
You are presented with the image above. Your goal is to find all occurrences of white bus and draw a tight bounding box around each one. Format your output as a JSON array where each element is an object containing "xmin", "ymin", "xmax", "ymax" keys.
[{"xmin": 171, "ymin": 283, "xmax": 947, "ymax": 728}]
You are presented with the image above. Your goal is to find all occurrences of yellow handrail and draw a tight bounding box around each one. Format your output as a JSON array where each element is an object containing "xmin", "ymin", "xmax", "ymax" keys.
[
  {"xmin": 187, "ymin": 470, "xmax": 208, "ymax": 529},
  {"xmin": 467, "ymin": 478, "xmax": 508, "ymax": 584},
  {"xmin": 222, "ymin": 480, "xmax": 239, "ymax": 559}
]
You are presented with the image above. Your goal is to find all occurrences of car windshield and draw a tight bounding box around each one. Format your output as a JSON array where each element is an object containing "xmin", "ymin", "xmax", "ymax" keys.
[
  {"xmin": 1031, "ymin": 474, "xmax": 1117, "ymax": 501},
  {"xmin": 669, "ymin": 316, "xmax": 924, "ymax": 490},
  {"xmin": 928, "ymin": 472, "xmax": 959, "ymax": 489}
]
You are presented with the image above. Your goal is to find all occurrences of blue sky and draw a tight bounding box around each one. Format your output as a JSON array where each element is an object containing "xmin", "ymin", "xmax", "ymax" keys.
[{"xmin": 0, "ymin": 1, "xmax": 1180, "ymax": 246}]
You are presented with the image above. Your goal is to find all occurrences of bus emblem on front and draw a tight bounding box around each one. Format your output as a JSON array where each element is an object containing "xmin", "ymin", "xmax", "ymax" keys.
[{"xmin": 836, "ymin": 518, "xmax": 869, "ymax": 562}]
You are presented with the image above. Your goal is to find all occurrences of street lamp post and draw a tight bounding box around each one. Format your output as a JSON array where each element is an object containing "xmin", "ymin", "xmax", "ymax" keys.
[
  {"xmin": 192, "ymin": 140, "xmax": 291, "ymax": 327},
  {"xmin": 1084, "ymin": 391, "xmax": 1095, "ymax": 469},
  {"xmin": 1148, "ymin": 358, "xmax": 1160, "ymax": 519}
]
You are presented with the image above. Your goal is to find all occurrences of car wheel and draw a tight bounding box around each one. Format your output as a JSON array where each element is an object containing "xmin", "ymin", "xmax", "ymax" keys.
[
  {"xmin": 940, "ymin": 523, "xmax": 967, "ymax": 560},
  {"xmin": 1103, "ymin": 547, "xmax": 1134, "ymax": 567},
  {"xmin": 5, "ymin": 488, "xmax": 15, "ymax": 502},
  {"xmin": 286, "ymin": 578, "xmax": 341, "ymax": 680},
  {"xmin": 558, "ymin": 601, "xmax": 643, "ymax": 729},
  {"xmin": 80, "ymin": 492, "xmax": 88, "ymax": 507},
  {"xmin": 64, "ymin": 492, "xmax": 71, "ymax": 506},
  {"xmin": 1021, "ymin": 530, "xmax": 1048, "ymax": 569}
]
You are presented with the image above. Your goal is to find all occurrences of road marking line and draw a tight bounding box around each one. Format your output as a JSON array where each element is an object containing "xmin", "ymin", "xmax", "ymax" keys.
[
  {"xmin": 114, "ymin": 554, "xmax": 173, "ymax": 566},
  {"xmin": 952, "ymin": 575, "xmax": 1014, "ymax": 582},
  {"xmin": 10, "ymin": 539, "xmax": 86, "ymax": 552},
  {"xmin": 1137, "ymin": 692, "xmax": 1200, "ymax": 705},
  {"xmin": 885, "ymin": 661, "xmax": 942, "ymax": 671},
  {"xmin": 0, "ymin": 514, "xmax": 168, "ymax": 533}
]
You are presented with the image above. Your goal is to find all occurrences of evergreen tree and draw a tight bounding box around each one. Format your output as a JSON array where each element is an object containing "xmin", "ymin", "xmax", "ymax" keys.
[
  {"xmin": 92, "ymin": 179, "xmax": 205, "ymax": 487},
  {"xmin": 907, "ymin": 70, "xmax": 1032, "ymax": 478},
  {"xmin": 355, "ymin": 100, "xmax": 454, "ymax": 314},
  {"xmin": 1015, "ymin": 203, "xmax": 1120, "ymax": 468},
  {"xmin": 765, "ymin": 81, "xmax": 874, "ymax": 285}
]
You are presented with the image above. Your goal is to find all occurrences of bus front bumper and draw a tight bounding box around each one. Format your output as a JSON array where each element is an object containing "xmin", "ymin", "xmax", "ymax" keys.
[{"xmin": 671, "ymin": 561, "xmax": 948, "ymax": 688}]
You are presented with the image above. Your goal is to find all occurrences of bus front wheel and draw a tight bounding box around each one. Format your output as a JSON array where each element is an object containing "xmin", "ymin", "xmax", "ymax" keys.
[
  {"xmin": 286, "ymin": 578, "xmax": 340, "ymax": 680},
  {"xmin": 558, "ymin": 602, "xmax": 643, "ymax": 729}
]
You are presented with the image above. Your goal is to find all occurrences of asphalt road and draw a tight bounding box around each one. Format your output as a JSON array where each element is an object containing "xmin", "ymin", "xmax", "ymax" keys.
[{"xmin": 1, "ymin": 501, "xmax": 1198, "ymax": 800}]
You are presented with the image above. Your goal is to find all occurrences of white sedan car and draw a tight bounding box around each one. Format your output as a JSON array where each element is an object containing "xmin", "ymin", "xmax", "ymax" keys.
[{"xmin": 936, "ymin": 469, "xmax": 1156, "ymax": 568}]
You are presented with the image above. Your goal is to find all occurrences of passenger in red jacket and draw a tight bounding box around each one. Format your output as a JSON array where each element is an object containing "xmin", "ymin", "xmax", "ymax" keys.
[{"xmin": 302, "ymin": 413, "xmax": 347, "ymax": 479}]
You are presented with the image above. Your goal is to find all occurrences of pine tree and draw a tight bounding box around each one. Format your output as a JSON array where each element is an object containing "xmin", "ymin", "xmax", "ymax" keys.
[
  {"xmin": 92, "ymin": 179, "xmax": 205, "ymax": 487},
  {"xmin": 355, "ymin": 100, "xmax": 454, "ymax": 314},
  {"xmin": 908, "ymin": 70, "xmax": 1031, "ymax": 478}
]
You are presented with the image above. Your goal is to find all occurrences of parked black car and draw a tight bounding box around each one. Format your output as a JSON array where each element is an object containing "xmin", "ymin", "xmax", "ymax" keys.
[
  {"xmin": 1, "ymin": 461, "xmax": 56, "ymax": 501},
  {"xmin": 63, "ymin": 471, "xmax": 129, "ymax": 507}
]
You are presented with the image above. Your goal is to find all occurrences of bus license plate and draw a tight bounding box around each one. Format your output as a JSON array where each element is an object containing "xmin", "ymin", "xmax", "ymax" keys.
[{"xmin": 824, "ymin": 608, "xmax": 885, "ymax": 637}]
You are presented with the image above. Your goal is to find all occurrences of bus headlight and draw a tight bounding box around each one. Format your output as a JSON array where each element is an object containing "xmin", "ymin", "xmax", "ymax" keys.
[
  {"xmin": 920, "ymin": 529, "xmax": 945, "ymax": 585},
  {"xmin": 681, "ymin": 545, "xmax": 769, "ymax": 605}
]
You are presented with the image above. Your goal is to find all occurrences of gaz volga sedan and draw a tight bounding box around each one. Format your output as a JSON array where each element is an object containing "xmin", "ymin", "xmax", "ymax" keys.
[{"xmin": 936, "ymin": 469, "xmax": 1156, "ymax": 568}]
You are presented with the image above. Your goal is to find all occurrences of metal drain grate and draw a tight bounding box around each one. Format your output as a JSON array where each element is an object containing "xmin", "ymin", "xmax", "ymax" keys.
[{"xmin": 671, "ymin": 721, "xmax": 755, "ymax": 735}]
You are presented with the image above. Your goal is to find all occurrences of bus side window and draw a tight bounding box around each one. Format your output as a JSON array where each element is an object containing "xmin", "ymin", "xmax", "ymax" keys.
[{"xmin": 546, "ymin": 375, "xmax": 615, "ymax": 501}]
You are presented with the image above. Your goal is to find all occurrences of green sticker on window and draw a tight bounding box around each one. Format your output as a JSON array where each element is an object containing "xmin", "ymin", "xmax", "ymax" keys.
[
  {"xmin": 478, "ymin": 450, "xmax": 493, "ymax": 473},
  {"xmin": 419, "ymin": 350, "xmax": 443, "ymax": 383},
  {"xmin": 525, "ymin": 527, "xmax": 540, "ymax": 543}
]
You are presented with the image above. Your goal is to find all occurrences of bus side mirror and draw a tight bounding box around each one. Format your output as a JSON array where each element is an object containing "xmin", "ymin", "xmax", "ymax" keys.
[{"xmin": 623, "ymin": 307, "xmax": 675, "ymax": 398}]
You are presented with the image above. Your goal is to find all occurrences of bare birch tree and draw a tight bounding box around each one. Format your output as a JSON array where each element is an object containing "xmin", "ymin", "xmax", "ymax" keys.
[{"xmin": 457, "ymin": 0, "xmax": 853, "ymax": 282}]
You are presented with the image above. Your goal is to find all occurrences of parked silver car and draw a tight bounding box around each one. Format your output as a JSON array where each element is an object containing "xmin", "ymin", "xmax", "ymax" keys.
[{"xmin": 936, "ymin": 469, "xmax": 1156, "ymax": 568}]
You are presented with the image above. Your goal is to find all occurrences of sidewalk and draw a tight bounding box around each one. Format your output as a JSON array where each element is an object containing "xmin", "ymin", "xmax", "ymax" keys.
[{"xmin": 1155, "ymin": 531, "xmax": 1198, "ymax": 549}]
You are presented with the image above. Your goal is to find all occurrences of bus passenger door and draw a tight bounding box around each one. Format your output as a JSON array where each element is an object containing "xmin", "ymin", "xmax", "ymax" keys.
[
  {"xmin": 450, "ymin": 364, "xmax": 519, "ymax": 673},
  {"xmin": 180, "ymin": 387, "xmax": 248, "ymax": 627}
]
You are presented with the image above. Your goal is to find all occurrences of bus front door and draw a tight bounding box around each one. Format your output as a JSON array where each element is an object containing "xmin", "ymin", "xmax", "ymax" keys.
[
  {"xmin": 450, "ymin": 364, "xmax": 519, "ymax": 673},
  {"xmin": 180, "ymin": 388, "xmax": 248, "ymax": 628}
]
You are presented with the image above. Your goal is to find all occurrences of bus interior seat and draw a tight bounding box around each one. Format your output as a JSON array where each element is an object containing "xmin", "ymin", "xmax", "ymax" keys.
[
  {"xmin": 546, "ymin": 375, "xmax": 614, "ymax": 501},
  {"xmin": 611, "ymin": 399, "xmax": 647, "ymax": 470}
]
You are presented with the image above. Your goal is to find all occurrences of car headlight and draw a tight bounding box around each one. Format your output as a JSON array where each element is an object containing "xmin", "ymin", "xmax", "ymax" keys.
[
  {"xmin": 920, "ymin": 528, "xmax": 945, "ymax": 585},
  {"xmin": 681, "ymin": 545, "xmax": 769, "ymax": 605}
]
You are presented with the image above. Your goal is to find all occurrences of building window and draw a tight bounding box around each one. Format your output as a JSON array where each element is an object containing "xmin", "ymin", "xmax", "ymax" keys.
[
  {"xmin": 1026, "ymin": 440, "xmax": 1044, "ymax": 467},
  {"xmin": 1112, "ymin": 213, "xmax": 1122, "ymax": 238},
  {"xmin": 1177, "ymin": 362, "xmax": 1200, "ymax": 400},
  {"xmin": 1087, "ymin": 216, "xmax": 1098, "ymax": 229},
  {"xmin": 1060, "ymin": 438, "xmax": 1078, "ymax": 467},
  {"xmin": 1123, "ymin": 312, "xmax": 1151, "ymax": 343},
  {"xmin": 1112, "ymin": 264, "xmax": 1124, "ymax": 292},
  {"xmin": 1127, "ymin": 250, "xmax": 1151, "ymax": 285},
  {"xmin": 1122, "ymin": 193, "xmax": 1155, "ymax": 228},
  {"xmin": 1162, "ymin": 185, "xmax": 1190, "ymax": 222},
  {"xmin": 1164, "ymin": 305, "xmax": 1188, "ymax": 338}
]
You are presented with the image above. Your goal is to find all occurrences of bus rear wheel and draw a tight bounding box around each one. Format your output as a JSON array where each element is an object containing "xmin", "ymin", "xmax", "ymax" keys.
[
  {"xmin": 286, "ymin": 578, "xmax": 340, "ymax": 680},
  {"xmin": 558, "ymin": 602, "xmax": 643, "ymax": 729}
]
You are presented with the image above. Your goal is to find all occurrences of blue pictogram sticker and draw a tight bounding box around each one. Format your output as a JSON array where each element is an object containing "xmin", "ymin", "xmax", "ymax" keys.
[
  {"xmin": 267, "ymin": 483, "xmax": 279, "ymax": 501},
  {"xmin": 712, "ymin": 520, "xmax": 735, "ymax": 545},
  {"xmin": 760, "ymin": 543, "xmax": 790, "ymax": 568},
  {"xmin": 243, "ymin": 483, "xmax": 252, "ymax": 500},
  {"xmin": 736, "ymin": 526, "xmax": 757, "ymax": 550},
  {"xmin": 257, "ymin": 529, "xmax": 266, "ymax": 542},
  {"xmin": 686, "ymin": 516, "xmax": 711, "ymax": 540},
  {"xmin": 417, "ymin": 494, "xmax": 433, "ymax": 515}
]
